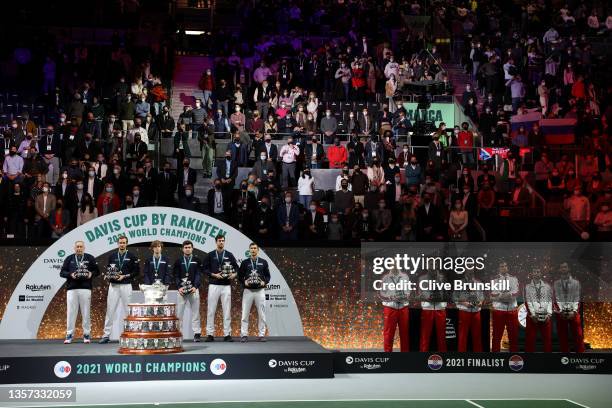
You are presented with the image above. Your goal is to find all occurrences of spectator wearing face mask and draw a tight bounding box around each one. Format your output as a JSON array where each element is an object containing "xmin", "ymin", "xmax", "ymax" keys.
[
  {"xmin": 77, "ymin": 193, "xmax": 98, "ymax": 226},
  {"xmin": 178, "ymin": 159, "xmax": 197, "ymax": 198},
  {"xmin": 207, "ymin": 179, "xmax": 229, "ymax": 221},
  {"xmin": 277, "ymin": 191, "xmax": 299, "ymax": 240},
  {"xmin": 334, "ymin": 179, "xmax": 355, "ymax": 215},
  {"xmin": 119, "ymin": 94, "xmax": 136, "ymax": 130},
  {"xmin": 353, "ymin": 208, "xmax": 373, "ymax": 241},
  {"xmin": 54, "ymin": 169, "xmax": 75, "ymax": 201},
  {"xmin": 84, "ymin": 167, "xmax": 103, "ymax": 201},
  {"xmin": 217, "ymin": 151, "xmax": 238, "ymax": 194},
  {"xmin": 298, "ymin": 188, "xmax": 321, "ymax": 233},
  {"xmin": 130, "ymin": 185, "xmax": 148, "ymax": 208},
  {"xmin": 178, "ymin": 184, "xmax": 200, "ymax": 212},
  {"xmin": 35, "ymin": 182, "xmax": 56, "ymax": 238},
  {"xmin": 326, "ymin": 213, "xmax": 343, "ymax": 240},
  {"xmin": 50, "ymin": 199, "xmax": 71, "ymax": 238},
  {"xmin": 3, "ymin": 145, "xmax": 24, "ymax": 183},
  {"xmin": 350, "ymin": 165, "xmax": 369, "ymax": 206},
  {"xmin": 327, "ymin": 138, "xmax": 347, "ymax": 169},
  {"xmin": 373, "ymin": 198, "xmax": 392, "ymax": 240},
  {"xmin": 252, "ymin": 195, "xmax": 275, "ymax": 239},
  {"xmin": 564, "ymin": 187, "xmax": 590, "ymax": 225},
  {"xmin": 6, "ymin": 183, "xmax": 27, "ymax": 237},
  {"xmin": 320, "ymin": 109, "xmax": 337, "ymax": 144},
  {"xmin": 405, "ymin": 157, "xmax": 423, "ymax": 187},
  {"xmin": 593, "ymin": 204, "xmax": 612, "ymax": 239},
  {"xmin": 226, "ymin": 130, "xmax": 249, "ymax": 166},
  {"xmin": 252, "ymin": 151, "xmax": 275, "ymax": 180},
  {"xmin": 279, "ymin": 137, "xmax": 300, "ymax": 189},
  {"xmin": 97, "ymin": 183, "xmax": 121, "ymax": 216},
  {"xmin": 297, "ymin": 169, "xmax": 315, "ymax": 209},
  {"xmin": 104, "ymin": 164, "xmax": 129, "ymax": 198}
]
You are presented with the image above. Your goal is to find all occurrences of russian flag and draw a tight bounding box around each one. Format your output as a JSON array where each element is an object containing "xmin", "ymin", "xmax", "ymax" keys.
[
  {"xmin": 510, "ymin": 111, "xmax": 542, "ymax": 135},
  {"xmin": 540, "ymin": 118, "xmax": 577, "ymax": 144}
]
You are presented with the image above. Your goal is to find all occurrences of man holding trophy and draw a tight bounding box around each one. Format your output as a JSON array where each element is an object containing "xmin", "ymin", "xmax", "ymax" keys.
[
  {"xmin": 453, "ymin": 268, "xmax": 485, "ymax": 352},
  {"xmin": 173, "ymin": 240, "xmax": 204, "ymax": 342},
  {"xmin": 100, "ymin": 236, "xmax": 140, "ymax": 344},
  {"xmin": 490, "ymin": 261, "xmax": 520, "ymax": 352},
  {"xmin": 379, "ymin": 266, "xmax": 411, "ymax": 352},
  {"xmin": 60, "ymin": 241, "xmax": 99, "ymax": 344},
  {"xmin": 143, "ymin": 241, "xmax": 172, "ymax": 285},
  {"xmin": 553, "ymin": 262, "xmax": 585, "ymax": 352},
  {"xmin": 204, "ymin": 234, "xmax": 239, "ymax": 342},
  {"xmin": 238, "ymin": 242, "xmax": 270, "ymax": 342},
  {"xmin": 524, "ymin": 266, "xmax": 553, "ymax": 352}
]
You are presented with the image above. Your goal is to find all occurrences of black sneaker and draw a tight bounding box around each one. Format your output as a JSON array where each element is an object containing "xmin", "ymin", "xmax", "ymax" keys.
[
  {"xmin": 240, "ymin": 336, "xmax": 248, "ymax": 343},
  {"xmin": 193, "ymin": 333, "xmax": 201, "ymax": 342},
  {"xmin": 204, "ymin": 335, "xmax": 214, "ymax": 342},
  {"xmin": 223, "ymin": 335, "xmax": 233, "ymax": 342},
  {"xmin": 99, "ymin": 337, "xmax": 110, "ymax": 344}
]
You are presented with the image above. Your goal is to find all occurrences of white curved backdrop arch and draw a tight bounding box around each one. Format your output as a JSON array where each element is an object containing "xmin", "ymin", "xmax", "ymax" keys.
[{"xmin": 0, "ymin": 207, "xmax": 304, "ymax": 339}]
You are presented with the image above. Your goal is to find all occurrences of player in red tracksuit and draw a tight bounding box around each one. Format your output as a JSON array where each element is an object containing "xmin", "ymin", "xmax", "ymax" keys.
[
  {"xmin": 453, "ymin": 269, "xmax": 484, "ymax": 352},
  {"xmin": 380, "ymin": 267, "xmax": 411, "ymax": 352},
  {"xmin": 418, "ymin": 270, "xmax": 448, "ymax": 352},
  {"xmin": 524, "ymin": 267, "xmax": 553, "ymax": 352},
  {"xmin": 553, "ymin": 262, "xmax": 585, "ymax": 353},
  {"xmin": 490, "ymin": 261, "xmax": 520, "ymax": 352}
]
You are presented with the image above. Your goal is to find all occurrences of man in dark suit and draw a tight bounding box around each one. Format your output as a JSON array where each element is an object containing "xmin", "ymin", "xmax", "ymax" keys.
[
  {"xmin": 177, "ymin": 158, "xmax": 197, "ymax": 198},
  {"xmin": 207, "ymin": 179, "xmax": 230, "ymax": 221},
  {"xmin": 156, "ymin": 162, "xmax": 177, "ymax": 207},
  {"xmin": 358, "ymin": 108, "xmax": 375, "ymax": 136},
  {"xmin": 257, "ymin": 135, "xmax": 278, "ymax": 163},
  {"xmin": 276, "ymin": 191, "xmax": 299, "ymax": 240},
  {"xmin": 303, "ymin": 201, "xmax": 325, "ymax": 239},
  {"xmin": 216, "ymin": 152, "xmax": 238, "ymax": 194},
  {"xmin": 84, "ymin": 167, "xmax": 103, "ymax": 201},
  {"xmin": 76, "ymin": 133, "xmax": 101, "ymax": 162},
  {"xmin": 142, "ymin": 159, "xmax": 158, "ymax": 204},
  {"xmin": 416, "ymin": 192, "xmax": 441, "ymax": 240},
  {"xmin": 304, "ymin": 137, "xmax": 325, "ymax": 169},
  {"xmin": 428, "ymin": 135, "xmax": 445, "ymax": 169}
]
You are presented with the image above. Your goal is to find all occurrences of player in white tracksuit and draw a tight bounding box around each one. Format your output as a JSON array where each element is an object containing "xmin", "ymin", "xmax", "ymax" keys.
[{"xmin": 238, "ymin": 243, "xmax": 271, "ymax": 342}]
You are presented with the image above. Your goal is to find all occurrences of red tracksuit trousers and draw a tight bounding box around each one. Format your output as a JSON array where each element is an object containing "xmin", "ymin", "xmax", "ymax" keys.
[
  {"xmin": 420, "ymin": 309, "xmax": 447, "ymax": 352},
  {"xmin": 383, "ymin": 306, "xmax": 409, "ymax": 352}
]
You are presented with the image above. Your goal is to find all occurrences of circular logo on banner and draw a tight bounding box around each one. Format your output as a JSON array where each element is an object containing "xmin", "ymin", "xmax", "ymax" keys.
[
  {"xmin": 345, "ymin": 356, "xmax": 354, "ymax": 365},
  {"xmin": 427, "ymin": 354, "xmax": 443, "ymax": 371},
  {"xmin": 268, "ymin": 359, "xmax": 278, "ymax": 368},
  {"xmin": 210, "ymin": 358, "xmax": 227, "ymax": 375},
  {"xmin": 509, "ymin": 355, "xmax": 524, "ymax": 372},
  {"xmin": 53, "ymin": 361, "xmax": 72, "ymax": 378},
  {"xmin": 561, "ymin": 357, "xmax": 569, "ymax": 365},
  {"xmin": 57, "ymin": 250, "xmax": 65, "ymax": 257}
]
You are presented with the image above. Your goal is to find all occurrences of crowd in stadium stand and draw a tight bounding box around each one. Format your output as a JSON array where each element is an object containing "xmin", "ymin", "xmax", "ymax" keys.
[{"xmin": 0, "ymin": 0, "xmax": 611, "ymax": 242}]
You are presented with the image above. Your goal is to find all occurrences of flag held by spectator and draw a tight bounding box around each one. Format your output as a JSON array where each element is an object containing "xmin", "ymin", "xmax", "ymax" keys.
[{"xmin": 541, "ymin": 118, "xmax": 577, "ymax": 144}]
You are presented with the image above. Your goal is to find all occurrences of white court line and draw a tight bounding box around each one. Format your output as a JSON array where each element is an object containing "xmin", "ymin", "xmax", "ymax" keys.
[
  {"xmin": 0, "ymin": 398, "xmax": 574, "ymax": 408},
  {"xmin": 565, "ymin": 399, "xmax": 591, "ymax": 408}
]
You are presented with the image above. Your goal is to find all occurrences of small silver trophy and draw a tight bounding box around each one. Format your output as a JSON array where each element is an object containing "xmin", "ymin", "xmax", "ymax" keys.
[
  {"xmin": 74, "ymin": 262, "xmax": 90, "ymax": 279},
  {"xmin": 180, "ymin": 277, "xmax": 193, "ymax": 293},
  {"xmin": 220, "ymin": 262, "xmax": 234, "ymax": 279},
  {"xmin": 105, "ymin": 263, "xmax": 121, "ymax": 281},
  {"xmin": 245, "ymin": 269, "xmax": 263, "ymax": 287}
]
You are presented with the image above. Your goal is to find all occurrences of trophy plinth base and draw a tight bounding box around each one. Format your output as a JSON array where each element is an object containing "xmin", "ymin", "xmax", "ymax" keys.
[{"xmin": 118, "ymin": 347, "xmax": 184, "ymax": 355}]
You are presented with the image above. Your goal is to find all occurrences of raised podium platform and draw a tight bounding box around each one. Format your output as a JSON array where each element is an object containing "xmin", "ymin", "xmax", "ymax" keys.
[{"xmin": 0, "ymin": 337, "xmax": 333, "ymax": 383}]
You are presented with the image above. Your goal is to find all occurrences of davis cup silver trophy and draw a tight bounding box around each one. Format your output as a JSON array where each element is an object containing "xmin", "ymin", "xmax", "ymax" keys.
[{"xmin": 119, "ymin": 279, "xmax": 183, "ymax": 354}]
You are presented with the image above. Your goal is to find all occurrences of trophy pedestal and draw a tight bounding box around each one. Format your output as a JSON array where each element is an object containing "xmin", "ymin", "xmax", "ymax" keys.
[{"xmin": 118, "ymin": 303, "xmax": 184, "ymax": 355}]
